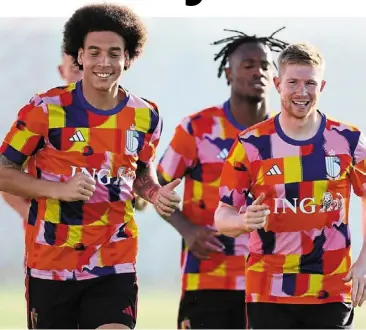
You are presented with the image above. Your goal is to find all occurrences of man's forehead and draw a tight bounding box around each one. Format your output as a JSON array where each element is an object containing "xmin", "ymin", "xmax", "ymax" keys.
[{"xmin": 231, "ymin": 42, "xmax": 272, "ymax": 61}]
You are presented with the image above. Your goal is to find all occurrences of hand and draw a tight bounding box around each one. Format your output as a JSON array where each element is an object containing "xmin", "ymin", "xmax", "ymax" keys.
[
  {"xmin": 240, "ymin": 193, "xmax": 270, "ymax": 232},
  {"xmin": 343, "ymin": 258, "xmax": 366, "ymax": 307},
  {"xmin": 184, "ymin": 223, "xmax": 225, "ymax": 260},
  {"xmin": 135, "ymin": 196, "xmax": 148, "ymax": 211},
  {"xmin": 55, "ymin": 173, "xmax": 96, "ymax": 202},
  {"xmin": 153, "ymin": 179, "xmax": 181, "ymax": 217}
]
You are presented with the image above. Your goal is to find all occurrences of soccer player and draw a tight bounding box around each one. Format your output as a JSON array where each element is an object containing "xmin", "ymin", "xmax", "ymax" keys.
[
  {"xmin": 0, "ymin": 4, "xmax": 181, "ymax": 329},
  {"xmin": 215, "ymin": 42, "xmax": 366, "ymax": 329},
  {"xmin": 156, "ymin": 29, "xmax": 288, "ymax": 329},
  {"xmin": 0, "ymin": 50, "xmax": 84, "ymax": 225}
]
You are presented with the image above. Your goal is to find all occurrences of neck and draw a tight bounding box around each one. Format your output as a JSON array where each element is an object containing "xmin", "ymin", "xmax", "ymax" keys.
[
  {"xmin": 81, "ymin": 80, "xmax": 123, "ymax": 110},
  {"xmin": 229, "ymin": 93, "xmax": 269, "ymax": 128},
  {"xmin": 279, "ymin": 108, "xmax": 321, "ymax": 141}
]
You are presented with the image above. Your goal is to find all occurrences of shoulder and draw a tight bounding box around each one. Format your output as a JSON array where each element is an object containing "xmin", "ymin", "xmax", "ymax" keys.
[{"xmin": 177, "ymin": 103, "xmax": 225, "ymax": 136}]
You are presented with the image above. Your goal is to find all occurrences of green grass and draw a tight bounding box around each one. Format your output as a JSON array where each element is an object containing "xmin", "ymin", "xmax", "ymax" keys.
[
  {"xmin": 1, "ymin": 287, "xmax": 366, "ymax": 329},
  {"xmin": 0, "ymin": 287, "xmax": 181, "ymax": 329}
]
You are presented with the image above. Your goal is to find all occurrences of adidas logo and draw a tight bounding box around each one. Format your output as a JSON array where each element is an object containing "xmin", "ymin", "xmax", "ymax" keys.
[
  {"xmin": 122, "ymin": 305, "xmax": 134, "ymax": 317},
  {"xmin": 69, "ymin": 130, "xmax": 85, "ymax": 142},
  {"xmin": 217, "ymin": 148, "xmax": 229, "ymax": 160},
  {"xmin": 266, "ymin": 165, "xmax": 282, "ymax": 175}
]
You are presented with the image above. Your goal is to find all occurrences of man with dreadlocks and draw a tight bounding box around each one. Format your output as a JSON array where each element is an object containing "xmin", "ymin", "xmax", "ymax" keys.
[{"xmin": 156, "ymin": 28, "xmax": 288, "ymax": 329}]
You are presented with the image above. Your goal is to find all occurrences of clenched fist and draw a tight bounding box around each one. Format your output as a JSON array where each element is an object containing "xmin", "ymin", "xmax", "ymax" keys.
[
  {"xmin": 54, "ymin": 173, "xmax": 96, "ymax": 202},
  {"xmin": 240, "ymin": 193, "xmax": 270, "ymax": 232}
]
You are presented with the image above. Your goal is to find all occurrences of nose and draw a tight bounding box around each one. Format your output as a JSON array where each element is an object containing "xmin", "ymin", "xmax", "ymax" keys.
[
  {"xmin": 296, "ymin": 82, "xmax": 308, "ymax": 96},
  {"xmin": 98, "ymin": 53, "xmax": 111, "ymax": 67},
  {"xmin": 253, "ymin": 66, "xmax": 265, "ymax": 78}
]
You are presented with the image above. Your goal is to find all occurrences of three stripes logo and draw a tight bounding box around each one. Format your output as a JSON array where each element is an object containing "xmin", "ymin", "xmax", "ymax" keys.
[
  {"xmin": 217, "ymin": 148, "xmax": 229, "ymax": 160},
  {"xmin": 266, "ymin": 165, "xmax": 282, "ymax": 176},
  {"xmin": 69, "ymin": 130, "xmax": 86, "ymax": 142},
  {"xmin": 122, "ymin": 305, "xmax": 134, "ymax": 318}
]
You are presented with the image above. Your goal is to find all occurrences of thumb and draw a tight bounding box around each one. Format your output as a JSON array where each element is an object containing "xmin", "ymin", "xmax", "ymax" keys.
[
  {"xmin": 165, "ymin": 178, "xmax": 181, "ymax": 191},
  {"xmin": 343, "ymin": 269, "xmax": 353, "ymax": 282},
  {"xmin": 252, "ymin": 192, "xmax": 265, "ymax": 206}
]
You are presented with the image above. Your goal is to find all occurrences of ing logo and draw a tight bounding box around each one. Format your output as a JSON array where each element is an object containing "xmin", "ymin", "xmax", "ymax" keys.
[{"xmin": 185, "ymin": 0, "xmax": 203, "ymax": 6}]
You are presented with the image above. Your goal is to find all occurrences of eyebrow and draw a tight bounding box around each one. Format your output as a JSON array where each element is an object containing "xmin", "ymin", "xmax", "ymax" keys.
[{"xmin": 87, "ymin": 46, "xmax": 122, "ymax": 51}]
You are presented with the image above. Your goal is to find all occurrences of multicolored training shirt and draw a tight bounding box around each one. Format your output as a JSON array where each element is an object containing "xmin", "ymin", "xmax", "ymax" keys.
[
  {"xmin": 219, "ymin": 111, "xmax": 366, "ymax": 304},
  {"xmin": 158, "ymin": 100, "xmax": 270, "ymax": 291},
  {"xmin": 0, "ymin": 81, "xmax": 162, "ymax": 281}
]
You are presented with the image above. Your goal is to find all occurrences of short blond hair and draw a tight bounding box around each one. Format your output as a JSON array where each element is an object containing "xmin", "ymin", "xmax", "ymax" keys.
[{"xmin": 278, "ymin": 43, "xmax": 325, "ymax": 71}]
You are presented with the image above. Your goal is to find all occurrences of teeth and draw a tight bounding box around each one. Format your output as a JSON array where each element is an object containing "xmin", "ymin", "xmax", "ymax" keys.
[
  {"xmin": 95, "ymin": 73, "xmax": 111, "ymax": 78},
  {"xmin": 293, "ymin": 101, "xmax": 308, "ymax": 105}
]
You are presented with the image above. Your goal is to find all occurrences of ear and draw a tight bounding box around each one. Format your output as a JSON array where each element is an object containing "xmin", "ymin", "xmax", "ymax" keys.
[
  {"xmin": 273, "ymin": 76, "xmax": 281, "ymax": 93},
  {"xmin": 77, "ymin": 48, "xmax": 84, "ymax": 67},
  {"xmin": 224, "ymin": 67, "xmax": 232, "ymax": 86},
  {"xmin": 58, "ymin": 65, "xmax": 64, "ymax": 80},
  {"xmin": 320, "ymin": 80, "xmax": 326, "ymax": 92},
  {"xmin": 123, "ymin": 50, "xmax": 130, "ymax": 70}
]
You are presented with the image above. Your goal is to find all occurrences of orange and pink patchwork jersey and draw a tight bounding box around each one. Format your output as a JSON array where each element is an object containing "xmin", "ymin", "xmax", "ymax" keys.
[
  {"xmin": 219, "ymin": 112, "xmax": 366, "ymax": 304},
  {"xmin": 158, "ymin": 101, "xmax": 272, "ymax": 291},
  {"xmin": 0, "ymin": 81, "xmax": 162, "ymax": 281}
]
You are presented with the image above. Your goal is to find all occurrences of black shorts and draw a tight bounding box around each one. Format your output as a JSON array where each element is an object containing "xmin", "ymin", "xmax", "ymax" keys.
[
  {"xmin": 178, "ymin": 290, "xmax": 247, "ymax": 329},
  {"xmin": 25, "ymin": 272, "xmax": 138, "ymax": 329},
  {"xmin": 247, "ymin": 302, "xmax": 354, "ymax": 329}
]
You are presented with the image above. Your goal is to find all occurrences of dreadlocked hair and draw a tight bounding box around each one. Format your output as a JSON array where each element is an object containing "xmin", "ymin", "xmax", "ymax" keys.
[{"xmin": 212, "ymin": 26, "xmax": 289, "ymax": 79}]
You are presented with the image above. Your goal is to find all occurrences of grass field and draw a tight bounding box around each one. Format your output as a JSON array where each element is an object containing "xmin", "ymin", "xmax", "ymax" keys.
[
  {"xmin": 1, "ymin": 287, "xmax": 366, "ymax": 329},
  {"xmin": 0, "ymin": 286, "xmax": 181, "ymax": 329}
]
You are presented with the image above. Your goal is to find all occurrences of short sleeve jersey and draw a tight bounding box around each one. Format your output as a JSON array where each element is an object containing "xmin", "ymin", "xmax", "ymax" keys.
[
  {"xmin": 219, "ymin": 112, "xmax": 366, "ymax": 304},
  {"xmin": 0, "ymin": 81, "xmax": 162, "ymax": 281}
]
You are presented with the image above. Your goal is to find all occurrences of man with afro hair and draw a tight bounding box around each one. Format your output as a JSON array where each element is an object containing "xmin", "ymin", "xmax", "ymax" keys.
[{"xmin": 0, "ymin": 4, "xmax": 181, "ymax": 329}]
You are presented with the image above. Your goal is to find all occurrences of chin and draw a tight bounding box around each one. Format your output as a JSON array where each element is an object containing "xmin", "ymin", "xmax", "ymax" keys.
[
  {"xmin": 246, "ymin": 94, "xmax": 264, "ymax": 103},
  {"xmin": 92, "ymin": 81, "xmax": 114, "ymax": 91},
  {"xmin": 289, "ymin": 108, "xmax": 311, "ymax": 119}
]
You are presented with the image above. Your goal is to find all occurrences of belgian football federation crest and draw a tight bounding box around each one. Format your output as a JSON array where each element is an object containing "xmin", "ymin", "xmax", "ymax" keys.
[
  {"xmin": 125, "ymin": 125, "xmax": 139, "ymax": 155},
  {"xmin": 325, "ymin": 155, "xmax": 341, "ymax": 180}
]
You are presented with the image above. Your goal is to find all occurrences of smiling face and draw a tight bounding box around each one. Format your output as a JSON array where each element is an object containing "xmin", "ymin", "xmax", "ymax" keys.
[
  {"xmin": 274, "ymin": 63, "xmax": 326, "ymax": 119},
  {"xmin": 273, "ymin": 43, "xmax": 326, "ymax": 120},
  {"xmin": 77, "ymin": 31, "xmax": 130, "ymax": 92}
]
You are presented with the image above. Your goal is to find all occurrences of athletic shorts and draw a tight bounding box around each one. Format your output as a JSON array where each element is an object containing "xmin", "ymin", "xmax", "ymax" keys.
[
  {"xmin": 247, "ymin": 302, "xmax": 354, "ymax": 329},
  {"xmin": 178, "ymin": 290, "xmax": 247, "ymax": 329},
  {"xmin": 25, "ymin": 272, "xmax": 138, "ymax": 329}
]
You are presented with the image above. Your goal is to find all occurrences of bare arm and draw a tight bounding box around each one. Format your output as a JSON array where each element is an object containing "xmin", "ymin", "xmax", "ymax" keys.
[
  {"xmin": 357, "ymin": 195, "xmax": 366, "ymax": 261},
  {"xmin": 0, "ymin": 154, "xmax": 96, "ymax": 202},
  {"xmin": 157, "ymin": 172, "xmax": 194, "ymax": 234},
  {"xmin": 133, "ymin": 162, "xmax": 161, "ymax": 203},
  {"xmin": 215, "ymin": 193, "xmax": 269, "ymax": 237},
  {"xmin": 214, "ymin": 201, "xmax": 247, "ymax": 237},
  {"xmin": 1, "ymin": 192, "xmax": 30, "ymax": 220},
  {"xmin": 0, "ymin": 154, "xmax": 61, "ymax": 199},
  {"xmin": 133, "ymin": 162, "xmax": 181, "ymax": 218},
  {"xmin": 157, "ymin": 172, "xmax": 224, "ymax": 259}
]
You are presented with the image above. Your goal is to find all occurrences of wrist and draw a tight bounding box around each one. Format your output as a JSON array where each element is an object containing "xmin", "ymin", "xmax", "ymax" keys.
[
  {"xmin": 148, "ymin": 184, "xmax": 161, "ymax": 204},
  {"xmin": 232, "ymin": 213, "xmax": 249, "ymax": 233},
  {"xmin": 42, "ymin": 181, "xmax": 65, "ymax": 200},
  {"xmin": 357, "ymin": 243, "xmax": 366, "ymax": 263}
]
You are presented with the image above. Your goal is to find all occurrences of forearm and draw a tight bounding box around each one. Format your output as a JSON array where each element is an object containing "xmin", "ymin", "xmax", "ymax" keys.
[
  {"xmin": 1, "ymin": 192, "xmax": 30, "ymax": 219},
  {"xmin": 161, "ymin": 208, "xmax": 195, "ymax": 237},
  {"xmin": 358, "ymin": 196, "xmax": 366, "ymax": 261},
  {"xmin": 214, "ymin": 202, "xmax": 246, "ymax": 237},
  {"xmin": 0, "ymin": 168, "xmax": 60, "ymax": 199},
  {"xmin": 0, "ymin": 155, "xmax": 59, "ymax": 199},
  {"xmin": 133, "ymin": 163, "xmax": 161, "ymax": 203}
]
